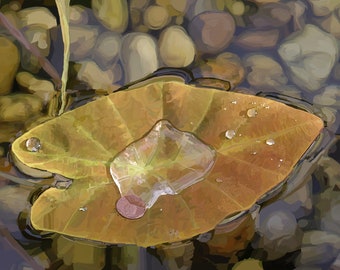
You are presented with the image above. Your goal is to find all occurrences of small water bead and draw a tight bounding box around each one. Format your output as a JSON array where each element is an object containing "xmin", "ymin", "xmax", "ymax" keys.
[
  {"xmin": 251, "ymin": 151, "xmax": 257, "ymax": 155},
  {"xmin": 247, "ymin": 108, "xmax": 258, "ymax": 118},
  {"xmin": 231, "ymin": 100, "xmax": 237, "ymax": 104},
  {"xmin": 79, "ymin": 206, "xmax": 87, "ymax": 212},
  {"xmin": 215, "ymin": 178, "xmax": 223, "ymax": 183},
  {"xmin": 225, "ymin": 129, "xmax": 236, "ymax": 139},
  {"xmin": 25, "ymin": 137, "xmax": 41, "ymax": 152},
  {"xmin": 266, "ymin": 139, "xmax": 275, "ymax": 146}
]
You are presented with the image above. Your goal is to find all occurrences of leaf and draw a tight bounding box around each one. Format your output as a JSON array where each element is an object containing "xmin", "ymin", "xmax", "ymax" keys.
[{"xmin": 11, "ymin": 81, "xmax": 324, "ymax": 247}]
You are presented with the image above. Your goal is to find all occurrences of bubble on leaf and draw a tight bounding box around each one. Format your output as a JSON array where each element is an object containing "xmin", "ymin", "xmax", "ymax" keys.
[
  {"xmin": 247, "ymin": 108, "xmax": 257, "ymax": 118},
  {"xmin": 225, "ymin": 129, "xmax": 236, "ymax": 139},
  {"xmin": 25, "ymin": 137, "xmax": 41, "ymax": 152},
  {"xmin": 266, "ymin": 139, "xmax": 275, "ymax": 146}
]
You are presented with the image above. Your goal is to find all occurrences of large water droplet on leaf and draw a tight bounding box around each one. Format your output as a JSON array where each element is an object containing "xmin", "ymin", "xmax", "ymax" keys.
[
  {"xmin": 25, "ymin": 137, "xmax": 41, "ymax": 152},
  {"xmin": 110, "ymin": 120, "xmax": 216, "ymax": 218}
]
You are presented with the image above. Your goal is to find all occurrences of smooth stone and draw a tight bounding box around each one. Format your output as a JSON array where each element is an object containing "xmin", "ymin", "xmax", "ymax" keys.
[
  {"xmin": 313, "ymin": 85, "xmax": 340, "ymax": 107},
  {"xmin": 120, "ymin": 32, "xmax": 159, "ymax": 83},
  {"xmin": 333, "ymin": 62, "xmax": 340, "ymax": 81},
  {"xmin": 91, "ymin": 0, "xmax": 128, "ymax": 33},
  {"xmin": 243, "ymin": 54, "xmax": 288, "ymax": 89},
  {"xmin": 192, "ymin": 52, "xmax": 245, "ymax": 88},
  {"xmin": 130, "ymin": 0, "xmax": 149, "ymax": 10},
  {"xmin": 232, "ymin": 259, "xmax": 263, "ymax": 270},
  {"xmin": 248, "ymin": 3, "xmax": 291, "ymax": 28},
  {"xmin": 287, "ymin": 1, "xmax": 307, "ymax": 31},
  {"xmin": 16, "ymin": 72, "xmax": 55, "ymax": 105},
  {"xmin": 159, "ymin": 26, "xmax": 195, "ymax": 67},
  {"xmin": 282, "ymin": 181, "xmax": 313, "ymax": 219},
  {"xmin": 69, "ymin": 25, "xmax": 100, "ymax": 62},
  {"xmin": 253, "ymin": 201, "xmax": 302, "ymax": 260},
  {"xmin": 92, "ymin": 32, "xmax": 121, "ymax": 69},
  {"xmin": 17, "ymin": 7, "xmax": 57, "ymax": 29},
  {"xmin": 188, "ymin": 11, "xmax": 235, "ymax": 54},
  {"xmin": 76, "ymin": 60, "xmax": 122, "ymax": 91},
  {"xmin": 143, "ymin": 5, "xmax": 170, "ymax": 30},
  {"xmin": 69, "ymin": 5, "xmax": 97, "ymax": 25},
  {"xmin": 0, "ymin": 94, "xmax": 43, "ymax": 122},
  {"xmin": 315, "ymin": 13, "xmax": 340, "ymax": 39},
  {"xmin": 234, "ymin": 29, "xmax": 279, "ymax": 50},
  {"xmin": 278, "ymin": 24, "xmax": 338, "ymax": 92},
  {"xmin": 185, "ymin": 0, "xmax": 220, "ymax": 20},
  {"xmin": 0, "ymin": 37, "xmax": 20, "ymax": 95},
  {"xmin": 296, "ymin": 230, "xmax": 340, "ymax": 267},
  {"xmin": 23, "ymin": 25, "xmax": 50, "ymax": 57},
  {"xmin": 307, "ymin": 0, "xmax": 340, "ymax": 17}
]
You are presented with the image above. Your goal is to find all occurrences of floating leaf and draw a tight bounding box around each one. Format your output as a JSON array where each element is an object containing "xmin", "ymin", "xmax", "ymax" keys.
[{"xmin": 11, "ymin": 80, "xmax": 324, "ymax": 247}]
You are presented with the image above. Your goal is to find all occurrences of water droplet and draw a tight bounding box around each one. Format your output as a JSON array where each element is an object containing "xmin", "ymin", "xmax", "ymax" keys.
[
  {"xmin": 79, "ymin": 206, "xmax": 87, "ymax": 212},
  {"xmin": 160, "ymin": 208, "xmax": 163, "ymax": 212},
  {"xmin": 247, "ymin": 108, "xmax": 257, "ymax": 118},
  {"xmin": 251, "ymin": 101, "xmax": 257, "ymax": 105},
  {"xmin": 25, "ymin": 137, "xmax": 41, "ymax": 152},
  {"xmin": 223, "ymin": 107, "xmax": 227, "ymax": 110},
  {"xmin": 231, "ymin": 100, "xmax": 237, "ymax": 104},
  {"xmin": 190, "ymin": 121, "xmax": 194, "ymax": 125},
  {"xmin": 279, "ymin": 159, "xmax": 283, "ymax": 162},
  {"xmin": 225, "ymin": 130, "xmax": 236, "ymax": 139},
  {"xmin": 169, "ymin": 229, "xmax": 179, "ymax": 238},
  {"xmin": 265, "ymin": 105, "xmax": 270, "ymax": 109},
  {"xmin": 215, "ymin": 178, "xmax": 223, "ymax": 183},
  {"xmin": 251, "ymin": 151, "xmax": 257, "ymax": 155},
  {"xmin": 266, "ymin": 139, "xmax": 275, "ymax": 146}
]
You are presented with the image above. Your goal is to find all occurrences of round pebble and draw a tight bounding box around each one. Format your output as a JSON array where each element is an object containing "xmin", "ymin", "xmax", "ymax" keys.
[
  {"xmin": 159, "ymin": 26, "xmax": 195, "ymax": 67},
  {"xmin": 143, "ymin": 5, "xmax": 170, "ymax": 30},
  {"xmin": 116, "ymin": 195, "xmax": 146, "ymax": 219},
  {"xmin": 188, "ymin": 11, "xmax": 235, "ymax": 54}
]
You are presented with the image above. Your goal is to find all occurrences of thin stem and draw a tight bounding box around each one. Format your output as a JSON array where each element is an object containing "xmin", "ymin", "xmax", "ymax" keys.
[{"xmin": 0, "ymin": 171, "xmax": 37, "ymax": 187}]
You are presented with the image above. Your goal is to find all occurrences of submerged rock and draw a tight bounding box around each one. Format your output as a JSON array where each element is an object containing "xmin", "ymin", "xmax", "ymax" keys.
[
  {"xmin": 0, "ymin": 94, "xmax": 43, "ymax": 122},
  {"xmin": 159, "ymin": 26, "xmax": 195, "ymax": 67},
  {"xmin": 17, "ymin": 7, "xmax": 57, "ymax": 29},
  {"xmin": 120, "ymin": 32, "xmax": 159, "ymax": 83},
  {"xmin": 16, "ymin": 72, "xmax": 55, "ymax": 105},
  {"xmin": 92, "ymin": 32, "xmax": 121, "ymax": 69},
  {"xmin": 143, "ymin": 5, "xmax": 170, "ymax": 30},
  {"xmin": 234, "ymin": 29, "xmax": 280, "ymax": 50},
  {"xmin": 92, "ymin": 0, "xmax": 128, "ymax": 33},
  {"xmin": 69, "ymin": 25, "xmax": 100, "ymax": 61},
  {"xmin": 243, "ymin": 54, "xmax": 287, "ymax": 89},
  {"xmin": 0, "ymin": 36, "xmax": 20, "ymax": 95},
  {"xmin": 278, "ymin": 24, "xmax": 338, "ymax": 91},
  {"xmin": 188, "ymin": 11, "xmax": 235, "ymax": 54}
]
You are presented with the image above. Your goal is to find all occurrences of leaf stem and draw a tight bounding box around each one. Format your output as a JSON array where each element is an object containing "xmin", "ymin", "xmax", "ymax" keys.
[{"xmin": 0, "ymin": 171, "xmax": 37, "ymax": 187}]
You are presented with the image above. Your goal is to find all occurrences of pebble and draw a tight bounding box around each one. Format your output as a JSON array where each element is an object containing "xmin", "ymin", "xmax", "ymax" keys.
[
  {"xmin": 23, "ymin": 25, "xmax": 50, "ymax": 57},
  {"xmin": 17, "ymin": 6, "xmax": 57, "ymax": 29},
  {"xmin": 0, "ymin": 94, "xmax": 43, "ymax": 122},
  {"xmin": 315, "ymin": 13, "xmax": 340, "ymax": 39},
  {"xmin": 159, "ymin": 26, "xmax": 195, "ymax": 67},
  {"xmin": 192, "ymin": 52, "xmax": 245, "ymax": 88},
  {"xmin": 248, "ymin": 3, "xmax": 292, "ymax": 28},
  {"xmin": 16, "ymin": 72, "xmax": 55, "ymax": 105},
  {"xmin": 243, "ymin": 54, "xmax": 288, "ymax": 89},
  {"xmin": 313, "ymin": 85, "xmax": 340, "ymax": 107},
  {"xmin": 185, "ymin": 0, "xmax": 220, "ymax": 20},
  {"xmin": 232, "ymin": 259, "xmax": 263, "ymax": 270},
  {"xmin": 91, "ymin": 0, "xmax": 128, "ymax": 33},
  {"xmin": 307, "ymin": 0, "xmax": 340, "ymax": 17},
  {"xmin": 278, "ymin": 24, "xmax": 338, "ymax": 92},
  {"xmin": 253, "ymin": 201, "xmax": 302, "ymax": 260},
  {"xmin": 120, "ymin": 32, "xmax": 159, "ymax": 83},
  {"xmin": 75, "ymin": 60, "xmax": 122, "ymax": 91},
  {"xmin": 0, "ymin": 36, "xmax": 20, "ymax": 95},
  {"xmin": 188, "ymin": 11, "xmax": 235, "ymax": 54},
  {"xmin": 282, "ymin": 182, "xmax": 313, "ymax": 220},
  {"xmin": 295, "ymin": 230, "xmax": 340, "ymax": 267},
  {"xmin": 143, "ymin": 5, "xmax": 170, "ymax": 30},
  {"xmin": 234, "ymin": 29, "xmax": 280, "ymax": 50},
  {"xmin": 287, "ymin": 1, "xmax": 307, "ymax": 31},
  {"xmin": 92, "ymin": 31, "xmax": 121, "ymax": 69},
  {"xmin": 69, "ymin": 25, "xmax": 100, "ymax": 62},
  {"xmin": 69, "ymin": 5, "xmax": 97, "ymax": 25}
]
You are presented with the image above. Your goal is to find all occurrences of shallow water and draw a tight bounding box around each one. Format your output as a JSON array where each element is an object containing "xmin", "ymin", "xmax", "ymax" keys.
[{"xmin": 0, "ymin": 0, "xmax": 340, "ymax": 269}]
